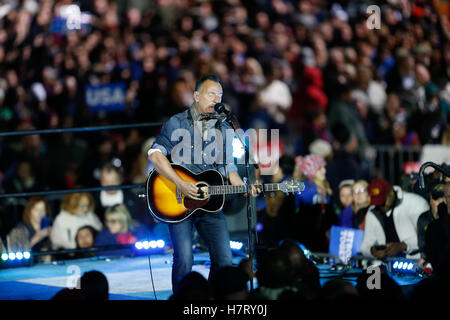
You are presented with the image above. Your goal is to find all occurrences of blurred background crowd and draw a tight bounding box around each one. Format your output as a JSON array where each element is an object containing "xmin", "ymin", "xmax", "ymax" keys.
[{"xmin": 0, "ymin": 0, "xmax": 450, "ymax": 300}]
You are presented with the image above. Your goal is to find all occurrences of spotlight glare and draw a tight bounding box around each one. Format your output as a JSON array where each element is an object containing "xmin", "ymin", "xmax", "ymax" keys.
[
  {"xmin": 230, "ymin": 240, "xmax": 243, "ymax": 250},
  {"xmin": 407, "ymin": 263, "xmax": 414, "ymax": 270},
  {"xmin": 142, "ymin": 241, "xmax": 149, "ymax": 249},
  {"xmin": 8, "ymin": 253, "xmax": 15, "ymax": 260},
  {"xmin": 232, "ymin": 137, "xmax": 245, "ymax": 158},
  {"xmin": 16, "ymin": 252, "xmax": 23, "ymax": 260},
  {"xmin": 23, "ymin": 252, "xmax": 31, "ymax": 259},
  {"xmin": 135, "ymin": 242, "xmax": 143, "ymax": 250},
  {"xmin": 393, "ymin": 261, "xmax": 398, "ymax": 269},
  {"xmin": 402, "ymin": 262, "xmax": 408, "ymax": 270},
  {"xmin": 150, "ymin": 241, "xmax": 157, "ymax": 248},
  {"xmin": 156, "ymin": 240, "xmax": 165, "ymax": 248},
  {"xmin": 1, "ymin": 253, "xmax": 8, "ymax": 261}
]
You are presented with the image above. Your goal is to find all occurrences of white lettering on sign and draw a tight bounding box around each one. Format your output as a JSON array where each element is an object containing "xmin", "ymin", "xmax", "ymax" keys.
[
  {"xmin": 86, "ymin": 86, "xmax": 125, "ymax": 107},
  {"xmin": 338, "ymin": 229, "xmax": 354, "ymax": 263}
]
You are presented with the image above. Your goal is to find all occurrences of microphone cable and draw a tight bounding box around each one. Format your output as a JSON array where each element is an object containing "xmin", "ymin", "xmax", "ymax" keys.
[{"xmin": 147, "ymin": 253, "xmax": 158, "ymax": 300}]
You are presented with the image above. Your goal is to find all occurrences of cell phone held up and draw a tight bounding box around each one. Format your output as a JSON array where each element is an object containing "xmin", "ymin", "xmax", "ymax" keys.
[{"xmin": 40, "ymin": 216, "xmax": 52, "ymax": 229}]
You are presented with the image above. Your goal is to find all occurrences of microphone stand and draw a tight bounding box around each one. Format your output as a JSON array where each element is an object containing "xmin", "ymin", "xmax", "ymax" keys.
[
  {"xmin": 418, "ymin": 161, "xmax": 450, "ymax": 189},
  {"xmin": 223, "ymin": 114, "xmax": 259, "ymax": 291}
]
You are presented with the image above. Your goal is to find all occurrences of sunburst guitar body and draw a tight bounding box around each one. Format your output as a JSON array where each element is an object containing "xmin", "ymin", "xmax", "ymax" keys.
[{"xmin": 145, "ymin": 163, "xmax": 305, "ymax": 223}]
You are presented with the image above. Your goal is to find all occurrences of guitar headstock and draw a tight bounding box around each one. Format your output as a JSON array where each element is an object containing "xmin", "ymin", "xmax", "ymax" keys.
[{"xmin": 278, "ymin": 179, "xmax": 306, "ymax": 195}]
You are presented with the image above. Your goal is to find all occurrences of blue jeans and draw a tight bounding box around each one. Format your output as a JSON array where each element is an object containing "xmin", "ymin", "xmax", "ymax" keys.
[{"xmin": 168, "ymin": 212, "xmax": 232, "ymax": 292}]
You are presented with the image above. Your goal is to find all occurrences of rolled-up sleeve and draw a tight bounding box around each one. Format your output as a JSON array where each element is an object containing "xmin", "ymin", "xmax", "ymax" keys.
[{"xmin": 148, "ymin": 117, "xmax": 179, "ymax": 158}]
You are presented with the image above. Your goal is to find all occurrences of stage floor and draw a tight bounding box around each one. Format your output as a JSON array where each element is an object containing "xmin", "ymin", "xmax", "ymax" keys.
[
  {"xmin": 0, "ymin": 250, "xmax": 423, "ymax": 300},
  {"xmin": 0, "ymin": 251, "xmax": 227, "ymax": 300}
]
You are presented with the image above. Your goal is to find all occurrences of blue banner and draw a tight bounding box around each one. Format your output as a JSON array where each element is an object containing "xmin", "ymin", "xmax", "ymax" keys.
[
  {"xmin": 329, "ymin": 226, "xmax": 364, "ymax": 263},
  {"xmin": 85, "ymin": 83, "xmax": 126, "ymax": 111}
]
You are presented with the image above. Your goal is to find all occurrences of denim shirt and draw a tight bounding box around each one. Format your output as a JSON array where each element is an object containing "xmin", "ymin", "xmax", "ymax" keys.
[{"xmin": 149, "ymin": 109, "xmax": 238, "ymax": 178}]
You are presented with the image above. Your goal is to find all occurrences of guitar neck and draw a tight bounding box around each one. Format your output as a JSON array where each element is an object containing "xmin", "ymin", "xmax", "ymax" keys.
[{"xmin": 207, "ymin": 183, "xmax": 282, "ymax": 195}]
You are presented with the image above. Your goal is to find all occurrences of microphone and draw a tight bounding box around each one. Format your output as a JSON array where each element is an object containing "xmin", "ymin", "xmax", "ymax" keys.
[{"xmin": 214, "ymin": 103, "xmax": 231, "ymax": 118}]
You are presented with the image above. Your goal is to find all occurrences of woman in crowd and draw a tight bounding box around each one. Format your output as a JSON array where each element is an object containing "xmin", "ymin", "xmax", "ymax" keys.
[
  {"xmin": 51, "ymin": 193, "xmax": 102, "ymax": 250},
  {"xmin": 94, "ymin": 204, "xmax": 150, "ymax": 256},
  {"xmin": 333, "ymin": 179, "xmax": 355, "ymax": 217},
  {"xmin": 338, "ymin": 180, "xmax": 371, "ymax": 230},
  {"xmin": 72, "ymin": 225, "xmax": 98, "ymax": 259},
  {"xmin": 6, "ymin": 197, "xmax": 52, "ymax": 259},
  {"xmin": 293, "ymin": 154, "xmax": 336, "ymax": 252}
]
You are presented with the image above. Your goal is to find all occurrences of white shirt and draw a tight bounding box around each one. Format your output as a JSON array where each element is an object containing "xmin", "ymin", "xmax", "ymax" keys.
[
  {"xmin": 361, "ymin": 186, "xmax": 430, "ymax": 259},
  {"xmin": 50, "ymin": 210, "xmax": 103, "ymax": 250}
]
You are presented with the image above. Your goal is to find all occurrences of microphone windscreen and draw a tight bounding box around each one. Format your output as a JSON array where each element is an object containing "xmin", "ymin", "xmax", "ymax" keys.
[{"xmin": 214, "ymin": 103, "xmax": 226, "ymax": 113}]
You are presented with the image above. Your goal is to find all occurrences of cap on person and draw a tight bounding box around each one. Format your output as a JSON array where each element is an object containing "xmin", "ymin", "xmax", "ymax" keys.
[{"xmin": 368, "ymin": 178, "xmax": 392, "ymax": 206}]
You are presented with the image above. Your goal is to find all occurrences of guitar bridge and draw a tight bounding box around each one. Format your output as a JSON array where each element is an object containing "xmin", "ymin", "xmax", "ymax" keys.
[{"xmin": 176, "ymin": 187, "xmax": 182, "ymax": 204}]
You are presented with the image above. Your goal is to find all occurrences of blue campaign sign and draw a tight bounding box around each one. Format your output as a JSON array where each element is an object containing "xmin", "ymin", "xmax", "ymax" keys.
[
  {"xmin": 85, "ymin": 83, "xmax": 126, "ymax": 111},
  {"xmin": 329, "ymin": 226, "xmax": 364, "ymax": 263}
]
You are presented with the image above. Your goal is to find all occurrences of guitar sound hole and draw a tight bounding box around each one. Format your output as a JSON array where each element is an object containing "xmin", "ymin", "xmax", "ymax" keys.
[{"xmin": 195, "ymin": 182, "xmax": 209, "ymax": 200}]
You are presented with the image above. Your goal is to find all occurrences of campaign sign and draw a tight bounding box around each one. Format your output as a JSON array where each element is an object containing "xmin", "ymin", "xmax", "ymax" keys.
[
  {"xmin": 85, "ymin": 83, "xmax": 126, "ymax": 111},
  {"xmin": 329, "ymin": 226, "xmax": 364, "ymax": 263}
]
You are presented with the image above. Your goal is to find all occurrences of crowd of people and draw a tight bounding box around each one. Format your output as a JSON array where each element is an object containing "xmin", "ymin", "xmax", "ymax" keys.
[
  {"xmin": 0, "ymin": 0, "xmax": 450, "ymax": 300},
  {"xmin": 0, "ymin": 162, "xmax": 171, "ymax": 261}
]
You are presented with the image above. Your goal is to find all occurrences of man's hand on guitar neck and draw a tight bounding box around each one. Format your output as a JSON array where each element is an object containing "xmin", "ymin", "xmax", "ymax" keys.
[{"xmin": 228, "ymin": 171, "xmax": 261, "ymax": 197}]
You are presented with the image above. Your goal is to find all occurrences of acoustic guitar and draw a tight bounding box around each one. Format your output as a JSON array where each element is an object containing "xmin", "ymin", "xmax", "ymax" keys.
[{"xmin": 145, "ymin": 163, "xmax": 305, "ymax": 223}]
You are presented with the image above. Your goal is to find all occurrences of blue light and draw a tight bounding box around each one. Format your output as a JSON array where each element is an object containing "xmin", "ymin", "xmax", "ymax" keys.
[
  {"xmin": 8, "ymin": 253, "xmax": 15, "ymax": 261},
  {"xmin": 402, "ymin": 262, "xmax": 408, "ymax": 270},
  {"xmin": 297, "ymin": 243, "xmax": 310, "ymax": 257},
  {"xmin": 398, "ymin": 262, "xmax": 403, "ymax": 269},
  {"xmin": 23, "ymin": 252, "xmax": 31, "ymax": 259},
  {"xmin": 255, "ymin": 222, "xmax": 264, "ymax": 232},
  {"xmin": 393, "ymin": 261, "xmax": 398, "ymax": 269},
  {"xmin": 407, "ymin": 263, "xmax": 414, "ymax": 270},
  {"xmin": 135, "ymin": 240, "xmax": 165, "ymax": 251},
  {"xmin": 16, "ymin": 252, "xmax": 23, "ymax": 260},
  {"xmin": 1, "ymin": 253, "xmax": 8, "ymax": 261}
]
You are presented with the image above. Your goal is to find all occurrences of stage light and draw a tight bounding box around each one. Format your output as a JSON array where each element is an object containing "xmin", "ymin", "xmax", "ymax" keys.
[
  {"xmin": 23, "ymin": 252, "xmax": 30, "ymax": 259},
  {"xmin": 135, "ymin": 242, "xmax": 143, "ymax": 250},
  {"xmin": 156, "ymin": 240, "xmax": 165, "ymax": 248},
  {"xmin": 134, "ymin": 240, "xmax": 166, "ymax": 254},
  {"xmin": 8, "ymin": 253, "xmax": 15, "ymax": 261},
  {"xmin": 1, "ymin": 253, "xmax": 8, "ymax": 261},
  {"xmin": 230, "ymin": 240, "xmax": 244, "ymax": 250},
  {"xmin": 390, "ymin": 259, "xmax": 418, "ymax": 275},
  {"xmin": 16, "ymin": 252, "xmax": 23, "ymax": 260}
]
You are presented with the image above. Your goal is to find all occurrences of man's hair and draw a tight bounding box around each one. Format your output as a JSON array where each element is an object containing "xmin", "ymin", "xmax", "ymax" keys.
[{"xmin": 194, "ymin": 74, "xmax": 221, "ymax": 92}]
